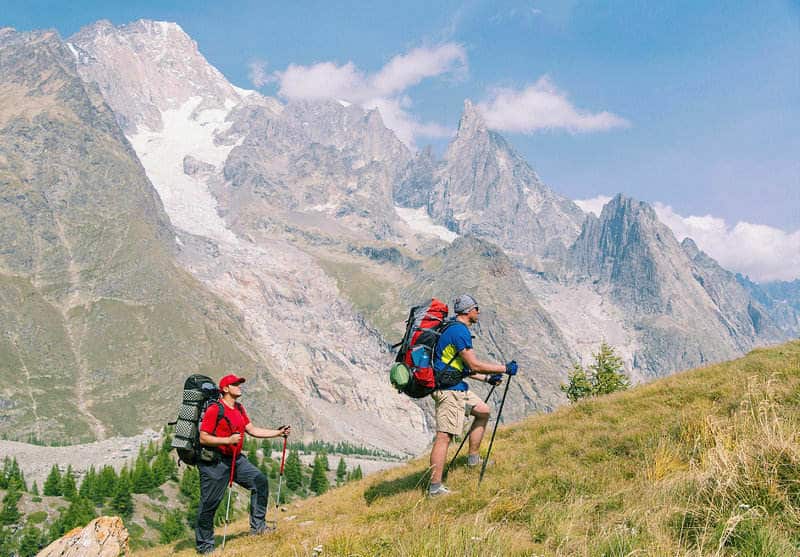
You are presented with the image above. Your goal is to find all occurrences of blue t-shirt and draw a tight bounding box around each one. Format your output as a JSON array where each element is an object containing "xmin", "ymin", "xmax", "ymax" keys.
[{"xmin": 433, "ymin": 321, "xmax": 472, "ymax": 391}]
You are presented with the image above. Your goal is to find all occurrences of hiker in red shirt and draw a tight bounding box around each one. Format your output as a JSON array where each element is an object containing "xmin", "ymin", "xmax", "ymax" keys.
[{"xmin": 195, "ymin": 374, "xmax": 291, "ymax": 554}]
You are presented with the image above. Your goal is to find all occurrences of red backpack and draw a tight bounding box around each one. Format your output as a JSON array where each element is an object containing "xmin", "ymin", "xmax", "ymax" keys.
[{"xmin": 392, "ymin": 299, "xmax": 453, "ymax": 398}]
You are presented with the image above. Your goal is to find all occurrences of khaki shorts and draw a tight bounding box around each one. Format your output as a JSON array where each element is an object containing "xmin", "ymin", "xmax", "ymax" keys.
[{"xmin": 431, "ymin": 389, "xmax": 484, "ymax": 435}]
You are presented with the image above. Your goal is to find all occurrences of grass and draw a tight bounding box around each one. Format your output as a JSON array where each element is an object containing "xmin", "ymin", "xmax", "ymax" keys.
[{"xmin": 136, "ymin": 340, "xmax": 800, "ymax": 556}]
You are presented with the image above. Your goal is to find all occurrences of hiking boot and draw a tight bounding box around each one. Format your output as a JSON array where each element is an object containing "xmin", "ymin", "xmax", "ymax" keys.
[{"xmin": 428, "ymin": 484, "xmax": 452, "ymax": 497}]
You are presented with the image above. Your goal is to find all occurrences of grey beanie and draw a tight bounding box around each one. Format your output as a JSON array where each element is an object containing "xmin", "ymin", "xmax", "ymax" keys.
[{"xmin": 453, "ymin": 294, "xmax": 478, "ymax": 314}]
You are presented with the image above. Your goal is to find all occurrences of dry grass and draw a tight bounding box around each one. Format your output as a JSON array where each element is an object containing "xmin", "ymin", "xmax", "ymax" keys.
[{"xmin": 137, "ymin": 341, "xmax": 800, "ymax": 556}]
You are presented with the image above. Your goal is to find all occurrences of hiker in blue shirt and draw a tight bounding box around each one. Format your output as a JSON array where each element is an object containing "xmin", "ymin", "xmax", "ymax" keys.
[{"xmin": 428, "ymin": 294, "xmax": 517, "ymax": 496}]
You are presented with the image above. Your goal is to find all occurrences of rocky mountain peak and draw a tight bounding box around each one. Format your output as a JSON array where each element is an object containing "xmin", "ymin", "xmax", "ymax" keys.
[
  {"xmin": 69, "ymin": 19, "xmax": 244, "ymax": 133},
  {"xmin": 456, "ymin": 99, "xmax": 488, "ymax": 139},
  {"xmin": 426, "ymin": 99, "xmax": 585, "ymax": 261}
]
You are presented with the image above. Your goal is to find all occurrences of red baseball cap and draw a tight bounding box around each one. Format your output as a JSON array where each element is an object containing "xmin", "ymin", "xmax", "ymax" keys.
[{"xmin": 219, "ymin": 374, "xmax": 246, "ymax": 390}]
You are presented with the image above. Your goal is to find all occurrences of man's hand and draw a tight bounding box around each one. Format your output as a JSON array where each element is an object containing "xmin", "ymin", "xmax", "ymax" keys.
[
  {"xmin": 488, "ymin": 374, "xmax": 503, "ymax": 386},
  {"xmin": 228, "ymin": 433, "xmax": 242, "ymax": 446},
  {"xmin": 505, "ymin": 361, "xmax": 518, "ymax": 376},
  {"xmin": 277, "ymin": 425, "xmax": 291, "ymax": 438}
]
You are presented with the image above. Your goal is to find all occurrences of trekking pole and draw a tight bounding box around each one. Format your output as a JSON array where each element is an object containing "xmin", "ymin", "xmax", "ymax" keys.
[
  {"xmin": 221, "ymin": 441, "xmax": 240, "ymax": 550},
  {"xmin": 444, "ymin": 383, "xmax": 497, "ymax": 478},
  {"xmin": 275, "ymin": 434, "xmax": 288, "ymax": 508},
  {"xmin": 478, "ymin": 374, "xmax": 513, "ymax": 486}
]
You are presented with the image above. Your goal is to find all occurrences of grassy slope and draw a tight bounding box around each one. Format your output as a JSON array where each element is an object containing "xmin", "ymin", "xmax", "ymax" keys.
[{"xmin": 140, "ymin": 340, "xmax": 800, "ymax": 556}]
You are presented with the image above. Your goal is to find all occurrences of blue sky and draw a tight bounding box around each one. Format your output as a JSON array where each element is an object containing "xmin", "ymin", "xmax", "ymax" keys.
[{"xmin": 3, "ymin": 0, "xmax": 799, "ymax": 280}]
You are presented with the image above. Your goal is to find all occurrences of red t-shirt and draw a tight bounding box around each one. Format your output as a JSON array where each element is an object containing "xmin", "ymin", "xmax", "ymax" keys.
[{"xmin": 200, "ymin": 401, "xmax": 250, "ymax": 456}]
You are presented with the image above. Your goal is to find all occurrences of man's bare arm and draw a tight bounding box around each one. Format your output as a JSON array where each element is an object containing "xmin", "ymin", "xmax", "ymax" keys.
[
  {"xmin": 245, "ymin": 423, "xmax": 291, "ymax": 439},
  {"xmin": 459, "ymin": 348, "xmax": 506, "ymax": 375}
]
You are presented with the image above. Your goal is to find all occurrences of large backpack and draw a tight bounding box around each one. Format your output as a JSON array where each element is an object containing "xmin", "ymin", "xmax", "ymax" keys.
[
  {"xmin": 170, "ymin": 374, "xmax": 226, "ymax": 466},
  {"xmin": 391, "ymin": 299, "xmax": 454, "ymax": 398}
]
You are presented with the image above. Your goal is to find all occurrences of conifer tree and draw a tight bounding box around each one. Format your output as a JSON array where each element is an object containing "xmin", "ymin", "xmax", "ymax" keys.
[
  {"xmin": 180, "ymin": 467, "xmax": 200, "ymax": 527},
  {"xmin": 320, "ymin": 451, "xmax": 330, "ymax": 471},
  {"xmin": 309, "ymin": 454, "xmax": 329, "ymax": 495},
  {"xmin": 0, "ymin": 481, "xmax": 21, "ymax": 525},
  {"xmin": 51, "ymin": 497, "xmax": 95, "ymax": 538},
  {"xmin": 348, "ymin": 465, "xmax": 363, "ymax": 481},
  {"xmin": 60, "ymin": 466, "xmax": 77, "ymax": 501},
  {"xmin": 560, "ymin": 342, "xmax": 630, "ymax": 402},
  {"xmin": 0, "ymin": 526, "xmax": 14, "ymax": 557},
  {"xmin": 110, "ymin": 475, "xmax": 134, "ymax": 518},
  {"xmin": 79, "ymin": 467, "xmax": 97, "ymax": 500},
  {"xmin": 152, "ymin": 451, "xmax": 177, "ymax": 486},
  {"xmin": 336, "ymin": 457, "xmax": 347, "ymax": 486},
  {"xmin": 18, "ymin": 525, "xmax": 42, "ymax": 557},
  {"xmin": 284, "ymin": 450, "xmax": 303, "ymax": 491},
  {"xmin": 132, "ymin": 453, "xmax": 156, "ymax": 493},
  {"xmin": 31, "ymin": 481, "xmax": 39, "ymax": 496},
  {"xmin": 159, "ymin": 509, "xmax": 185, "ymax": 543},
  {"xmin": 97, "ymin": 466, "xmax": 118, "ymax": 499},
  {"xmin": 43, "ymin": 465, "xmax": 62, "ymax": 496},
  {"xmin": 591, "ymin": 342, "xmax": 630, "ymax": 395}
]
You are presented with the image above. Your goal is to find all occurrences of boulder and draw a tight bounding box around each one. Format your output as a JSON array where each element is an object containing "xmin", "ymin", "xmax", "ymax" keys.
[{"xmin": 37, "ymin": 516, "xmax": 129, "ymax": 557}]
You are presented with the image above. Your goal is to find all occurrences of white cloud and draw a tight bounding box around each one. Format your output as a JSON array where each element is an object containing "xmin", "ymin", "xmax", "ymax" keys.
[
  {"xmin": 574, "ymin": 194, "xmax": 612, "ymax": 217},
  {"xmin": 271, "ymin": 43, "xmax": 466, "ymax": 148},
  {"xmin": 247, "ymin": 59, "xmax": 270, "ymax": 88},
  {"xmin": 654, "ymin": 203, "xmax": 800, "ymax": 283},
  {"xmin": 478, "ymin": 75, "xmax": 629, "ymax": 134}
]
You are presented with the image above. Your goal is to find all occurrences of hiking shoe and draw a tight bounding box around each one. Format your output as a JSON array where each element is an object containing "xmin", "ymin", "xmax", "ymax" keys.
[{"xmin": 428, "ymin": 484, "xmax": 452, "ymax": 497}]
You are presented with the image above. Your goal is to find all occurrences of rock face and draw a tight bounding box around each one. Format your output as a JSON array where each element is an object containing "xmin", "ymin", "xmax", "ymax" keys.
[
  {"xmin": 568, "ymin": 194, "xmax": 786, "ymax": 376},
  {"xmin": 0, "ymin": 27, "xmax": 305, "ymax": 442},
  {"xmin": 37, "ymin": 516, "xmax": 129, "ymax": 557},
  {"xmin": 425, "ymin": 100, "xmax": 586, "ymax": 264},
  {"xmin": 68, "ymin": 19, "xmax": 430, "ymax": 453},
  {"xmin": 737, "ymin": 276, "xmax": 800, "ymax": 337}
]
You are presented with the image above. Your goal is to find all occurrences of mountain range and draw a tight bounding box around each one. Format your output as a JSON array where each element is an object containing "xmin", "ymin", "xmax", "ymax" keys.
[{"xmin": 0, "ymin": 20, "xmax": 795, "ymax": 454}]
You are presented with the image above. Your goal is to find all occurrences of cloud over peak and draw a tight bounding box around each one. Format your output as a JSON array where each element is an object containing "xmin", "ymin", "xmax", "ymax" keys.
[
  {"xmin": 268, "ymin": 43, "xmax": 466, "ymax": 148},
  {"xmin": 477, "ymin": 76, "xmax": 629, "ymax": 134}
]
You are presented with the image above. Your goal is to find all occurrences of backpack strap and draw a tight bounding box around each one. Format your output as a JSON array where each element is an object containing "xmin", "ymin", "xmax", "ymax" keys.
[
  {"xmin": 210, "ymin": 401, "xmax": 245, "ymax": 435},
  {"xmin": 434, "ymin": 321, "xmax": 467, "ymax": 388}
]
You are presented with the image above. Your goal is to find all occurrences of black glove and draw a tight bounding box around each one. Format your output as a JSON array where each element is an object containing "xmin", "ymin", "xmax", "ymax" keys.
[
  {"xmin": 505, "ymin": 361, "xmax": 518, "ymax": 376},
  {"xmin": 488, "ymin": 374, "xmax": 503, "ymax": 386}
]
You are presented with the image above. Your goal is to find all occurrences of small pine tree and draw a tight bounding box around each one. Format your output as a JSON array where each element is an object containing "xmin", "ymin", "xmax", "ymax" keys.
[
  {"xmin": 79, "ymin": 467, "xmax": 97, "ymax": 500},
  {"xmin": 60, "ymin": 466, "xmax": 77, "ymax": 501},
  {"xmin": 110, "ymin": 475, "xmax": 134, "ymax": 518},
  {"xmin": 132, "ymin": 454, "xmax": 156, "ymax": 493},
  {"xmin": 350, "ymin": 465, "xmax": 363, "ymax": 481},
  {"xmin": 560, "ymin": 342, "xmax": 630, "ymax": 402},
  {"xmin": 309, "ymin": 454, "xmax": 329, "ymax": 495},
  {"xmin": 335, "ymin": 457, "xmax": 347, "ymax": 486},
  {"xmin": 179, "ymin": 467, "xmax": 200, "ymax": 528},
  {"xmin": 284, "ymin": 450, "xmax": 303, "ymax": 491},
  {"xmin": 591, "ymin": 342, "xmax": 630, "ymax": 395},
  {"xmin": 0, "ymin": 481, "xmax": 22, "ymax": 525},
  {"xmin": 97, "ymin": 466, "xmax": 118, "ymax": 499},
  {"xmin": 560, "ymin": 363, "xmax": 594, "ymax": 403},
  {"xmin": 18, "ymin": 525, "xmax": 42, "ymax": 557},
  {"xmin": 43, "ymin": 465, "xmax": 62, "ymax": 496},
  {"xmin": 158, "ymin": 509, "xmax": 186, "ymax": 543},
  {"xmin": 152, "ymin": 451, "xmax": 177, "ymax": 486},
  {"xmin": 247, "ymin": 449, "xmax": 260, "ymax": 468}
]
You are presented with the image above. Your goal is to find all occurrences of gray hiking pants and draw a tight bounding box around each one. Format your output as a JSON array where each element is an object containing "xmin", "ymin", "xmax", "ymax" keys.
[{"xmin": 195, "ymin": 454, "xmax": 268, "ymax": 553}]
